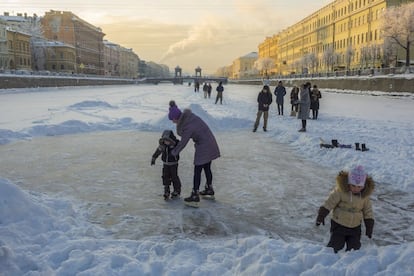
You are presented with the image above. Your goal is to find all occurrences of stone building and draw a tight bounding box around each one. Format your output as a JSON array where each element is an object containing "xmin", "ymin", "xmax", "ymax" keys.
[
  {"xmin": 119, "ymin": 46, "xmax": 139, "ymax": 79},
  {"xmin": 258, "ymin": 0, "xmax": 414, "ymax": 75},
  {"xmin": 32, "ymin": 40, "xmax": 76, "ymax": 73},
  {"xmin": 231, "ymin": 52, "xmax": 258, "ymax": 79},
  {"xmin": 103, "ymin": 40, "xmax": 121, "ymax": 77},
  {"xmin": 6, "ymin": 28, "xmax": 32, "ymax": 71},
  {"xmin": 41, "ymin": 10, "xmax": 105, "ymax": 75},
  {"xmin": 0, "ymin": 12, "xmax": 39, "ymax": 72}
]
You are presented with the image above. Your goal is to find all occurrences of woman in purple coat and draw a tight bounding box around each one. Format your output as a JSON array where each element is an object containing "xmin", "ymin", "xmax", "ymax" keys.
[{"xmin": 168, "ymin": 100, "xmax": 221, "ymax": 206}]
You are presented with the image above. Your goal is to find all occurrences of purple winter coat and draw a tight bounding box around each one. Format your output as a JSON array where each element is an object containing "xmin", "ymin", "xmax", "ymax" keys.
[{"xmin": 171, "ymin": 109, "xmax": 220, "ymax": 165}]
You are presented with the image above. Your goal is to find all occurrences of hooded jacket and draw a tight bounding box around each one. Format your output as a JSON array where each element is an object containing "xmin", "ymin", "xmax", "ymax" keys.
[
  {"xmin": 322, "ymin": 171, "xmax": 375, "ymax": 228},
  {"xmin": 152, "ymin": 130, "xmax": 180, "ymax": 165},
  {"xmin": 171, "ymin": 109, "xmax": 220, "ymax": 166}
]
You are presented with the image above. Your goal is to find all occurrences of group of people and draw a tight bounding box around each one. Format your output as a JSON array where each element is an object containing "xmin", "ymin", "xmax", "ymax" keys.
[
  {"xmin": 254, "ymin": 81, "xmax": 322, "ymax": 133},
  {"xmin": 150, "ymin": 85, "xmax": 375, "ymax": 254},
  {"xmin": 151, "ymin": 100, "xmax": 220, "ymax": 207},
  {"xmin": 194, "ymin": 81, "xmax": 225, "ymax": 104}
]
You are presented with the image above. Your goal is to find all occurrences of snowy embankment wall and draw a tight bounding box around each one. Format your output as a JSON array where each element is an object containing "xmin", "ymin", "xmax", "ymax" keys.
[
  {"xmin": 2, "ymin": 74, "xmax": 414, "ymax": 92},
  {"xmin": 0, "ymin": 75, "xmax": 135, "ymax": 89},
  {"xmin": 231, "ymin": 76, "xmax": 414, "ymax": 93}
]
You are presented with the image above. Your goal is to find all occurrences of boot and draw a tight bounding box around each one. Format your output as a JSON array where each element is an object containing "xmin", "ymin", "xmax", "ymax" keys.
[
  {"xmin": 263, "ymin": 127, "xmax": 267, "ymax": 132},
  {"xmin": 184, "ymin": 190, "xmax": 200, "ymax": 202},
  {"xmin": 184, "ymin": 190, "xmax": 200, "ymax": 207},
  {"xmin": 361, "ymin": 143, "xmax": 369, "ymax": 152},
  {"xmin": 298, "ymin": 128, "xmax": 306, "ymax": 132},
  {"xmin": 163, "ymin": 186, "xmax": 170, "ymax": 200},
  {"xmin": 171, "ymin": 191, "xmax": 180, "ymax": 199},
  {"xmin": 200, "ymin": 185, "xmax": 215, "ymax": 200},
  {"xmin": 331, "ymin": 139, "xmax": 338, "ymax": 148},
  {"xmin": 355, "ymin": 143, "xmax": 361, "ymax": 151}
]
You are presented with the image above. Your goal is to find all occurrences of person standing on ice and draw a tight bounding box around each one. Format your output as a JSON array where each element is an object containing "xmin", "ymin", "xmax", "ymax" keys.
[
  {"xmin": 290, "ymin": 84, "xmax": 299, "ymax": 115},
  {"xmin": 310, "ymin": 84, "xmax": 322, "ymax": 120},
  {"xmin": 151, "ymin": 129, "xmax": 182, "ymax": 200},
  {"xmin": 253, "ymin": 85, "xmax": 272, "ymax": 132},
  {"xmin": 316, "ymin": 165, "xmax": 375, "ymax": 253},
  {"xmin": 168, "ymin": 100, "xmax": 221, "ymax": 206},
  {"xmin": 273, "ymin": 81, "xmax": 286, "ymax": 115},
  {"xmin": 296, "ymin": 82, "xmax": 311, "ymax": 132},
  {"xmin": 215, "ymin": 82, "xmax": 224, "ymax": 104}
]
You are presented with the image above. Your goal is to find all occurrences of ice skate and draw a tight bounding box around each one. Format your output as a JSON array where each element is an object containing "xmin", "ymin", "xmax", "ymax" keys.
[
  {"xmin": 184, "ymin": 191, "xmax": 200, "ymax": 208},
  {"xmin": 170, "ymin": 191, "xmax": 180, "ymax": 199},
  {"xmin": 163, "ymin": 186, "xmax": 170, "ymax": 200},
  {"xmin": 200, "ymin": 186, "xmax": 215, "ymax": 200}
]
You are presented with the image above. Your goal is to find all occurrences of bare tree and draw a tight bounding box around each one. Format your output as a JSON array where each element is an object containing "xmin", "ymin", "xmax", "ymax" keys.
[
  {"xmin": 381, "ymin": 37, "xmax": 398, "ymax": 67},
  {"xmin": 345, "ymin": 45, "xmax": 354, "ymax": 71},
  {"xmin": 322, "ymin": 45, "xmax": 338, "ymax": 72},
  {"xmin": 382, "ymin": 2, "xmax": 414, "ymax": 71},
  {"xmin": 254, "ymin": 57, "xmax": 274, "ymax": 76}
]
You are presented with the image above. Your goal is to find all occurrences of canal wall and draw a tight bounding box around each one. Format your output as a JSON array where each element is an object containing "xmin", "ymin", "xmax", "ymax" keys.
[
  {"xmin": 2, "ymin": 74, "xmax": 414, "ymax": 93},
  {"xmin": 0, "ymin": 75, "xmax": 135, "ymax": 89},
  {"xmin": 230, "ymin": 76, "xmax": 414, "ymax": 93}
]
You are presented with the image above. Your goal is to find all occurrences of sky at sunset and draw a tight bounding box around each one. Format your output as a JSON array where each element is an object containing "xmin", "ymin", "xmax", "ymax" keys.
[{"xmin": 2, "ymin": 0, "xmax": 332, "ymax": 74}]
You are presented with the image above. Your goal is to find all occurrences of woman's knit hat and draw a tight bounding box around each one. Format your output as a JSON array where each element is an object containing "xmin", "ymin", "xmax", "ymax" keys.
[
  {"xmin": 348, "ymin": 165, "xmax": 367, "ymax": 187},
  {"xmin": 168, "ymin": 101, "xmax": 182, "ymax": 121}
]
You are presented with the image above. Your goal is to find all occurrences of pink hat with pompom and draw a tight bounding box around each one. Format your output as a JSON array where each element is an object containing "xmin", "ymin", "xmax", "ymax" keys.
[{"xmin": 348, "ymin": 165, "xmax": 367, "ymax": 187}]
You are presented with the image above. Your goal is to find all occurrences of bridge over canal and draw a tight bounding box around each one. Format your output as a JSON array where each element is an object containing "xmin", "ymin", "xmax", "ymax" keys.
[{"xmin": 137, "ymin": 76, "xmax": 228, "ymax": 85}]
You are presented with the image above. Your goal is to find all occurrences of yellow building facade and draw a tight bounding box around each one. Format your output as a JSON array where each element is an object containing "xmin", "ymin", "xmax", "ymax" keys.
[{"xmin": 259, "ymin": 0, "xmax": 414, "ymax": 75}]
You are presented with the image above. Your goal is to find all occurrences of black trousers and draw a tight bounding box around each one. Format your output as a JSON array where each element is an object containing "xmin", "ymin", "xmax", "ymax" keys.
[
  {"xmin": 277, "ymin": 103, "xmax": 284, "ymax": 115},
  {"xmin": 162, "ymin": 164, "xmax": 181, "ymax": 194},
  {"xmin": 327, "ymin": 220, "xmax": 361, "ymax": 253},
  {"xmin": 193, "ymin": 161, "xmax": 212, "ymax": 192}
]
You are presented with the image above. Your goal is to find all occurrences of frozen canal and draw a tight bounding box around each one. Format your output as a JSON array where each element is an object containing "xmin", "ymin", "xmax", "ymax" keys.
[
  {"xmin": 0, "ymin": 129, "xmax": 412, "ymax": 246},
  {"xmin": 1, "ymin": 82, "xmax": 413, "ymax": 251}
]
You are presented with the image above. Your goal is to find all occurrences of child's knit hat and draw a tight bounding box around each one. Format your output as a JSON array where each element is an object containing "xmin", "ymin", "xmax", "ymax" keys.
[{"xmin": 348, "ymin": 165, "xmax": 367, "ymax": 187}]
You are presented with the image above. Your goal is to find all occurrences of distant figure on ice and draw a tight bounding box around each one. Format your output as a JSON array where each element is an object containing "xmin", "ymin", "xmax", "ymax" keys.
[
  {"xmin": 290, "ymin": 85, "xmax": 299, "ymax": 116},
  {"xmin": 253, "ymin": 85, "xmax": 273, "ymax": 132},
  {"xmin": 296, "ymin": 82, "xmax": 311, "ymax": 132},
  {"xmin": 168, "ymin": 100, "xmax": 221, "ymax": 207},
  {"xmin": 207, "ymin": 83, "xmax": 212, "ymax": 98},
  {"xmin": 310, "ymin": 84, "xmax": 322, "ymax": 120},
  {"xmin": 151, "ymin": 129, "xmax": 182, "ymax": 200},
  {"xmin": 194, "ymin": 81, "xmax": 200, "ymax": 92},
  {"xmin": 316, "ymin": 165, "xmax": 375, "ymax": 253},
  {"xmin": 203, "ymin": 83, "xmax": 209, "ymax": 98},
  {"xmin": 274, "ymin": 81, "xmax": 286, "ymax": 115},
  {"xmin": 215, "ymin": 82, "xmax": 224, "ymax": 104}
]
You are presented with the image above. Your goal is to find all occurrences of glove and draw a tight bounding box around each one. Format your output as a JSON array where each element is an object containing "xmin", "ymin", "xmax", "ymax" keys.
[
  {"xmin": 364, "ymin": 219, "xmax": 374, "ymax": 238},
  {"xmin": 151, "ymin": 158, "xmax": 155, "ymax": 166},
  {"xmin": 316, "ymin": 206, "xmax": 330, "ymax": 226}
]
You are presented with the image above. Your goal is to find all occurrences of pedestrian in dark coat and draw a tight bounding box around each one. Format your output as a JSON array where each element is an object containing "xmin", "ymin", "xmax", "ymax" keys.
[
  {"xmin": 253, "ymin": 85, "xmax": 273, "ymax": 132},
  {"xmin": 215, "ymin": 82, "xmax": 224, "ymax": 104},
  {"xmin": 310, "ymin": 85, "xmax": 322, "ymax": 119},
  {"xmin": 151, "ymin": 130, "xmax": 182, "ymax": 200},
  {"xmin": 207, "ymin": 83, "xmax": 212, "ymax": 98},
  {"xmin": 168, "ymin": 100, "xmax": 221, "ymax": 206},
  {"xmin": 290, "ymin": 85, "xmax": 299, "ymax": 115},
  {"xmin": 316, "ymin": 165, "xmax": 375, "ymax": 253},
  {"xmin": 274, "ymin": 81, "xmax": 287, "ymax": 115},
  {"xmin": 297, "ymin": 82, "xmax": 311, "ymax": 132}
]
